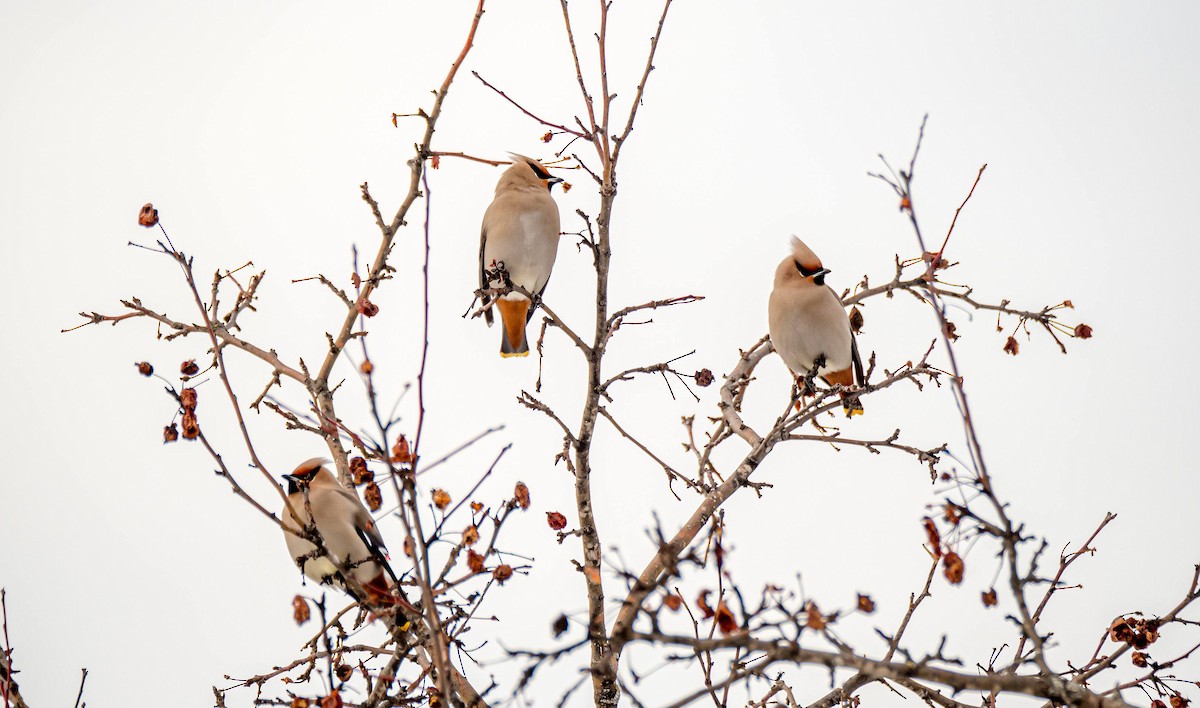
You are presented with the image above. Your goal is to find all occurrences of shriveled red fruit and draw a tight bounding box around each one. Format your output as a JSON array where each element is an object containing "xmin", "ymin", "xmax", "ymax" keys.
[
  {"xmin": 514, "ymin": 481, "xmax": 531, "ymax": 510},
  {"xmin": 138, "ymin": 203, "xmax": 159, "ymax": 227},
  {"xmin": 292, "ymin": 595, "xmax": 311, "ymax": 625},
  {"xmin": 942, "ymin": 551, "xmax": 964, "ymax": 585}
]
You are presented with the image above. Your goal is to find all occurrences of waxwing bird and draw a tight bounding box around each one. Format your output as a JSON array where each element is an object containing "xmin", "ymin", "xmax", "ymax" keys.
[
  {"xmin": 479, "ymin": 155, "xmax": 563, "ymax": 357},
  {"xmin": 768, "ymin": 236, "xmax": 866, "ymax": 416},
  {"xmin": 281, "ymin": 458, "xmax": 410, "ymax": 608}
]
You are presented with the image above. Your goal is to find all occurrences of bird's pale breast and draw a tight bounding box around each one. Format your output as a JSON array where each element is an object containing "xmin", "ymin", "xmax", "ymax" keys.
[{"xmin": 768, "ymin": 286, "xmax": 852, "ymax": 376}]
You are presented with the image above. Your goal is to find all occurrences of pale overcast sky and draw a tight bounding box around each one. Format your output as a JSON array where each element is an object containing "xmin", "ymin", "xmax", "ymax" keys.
[{"xmin": 1, "ymin": 2, "xmax": 1198, "ymax": 706}]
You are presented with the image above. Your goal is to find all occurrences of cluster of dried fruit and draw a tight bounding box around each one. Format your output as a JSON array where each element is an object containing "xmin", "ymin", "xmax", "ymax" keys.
[
  {"xmin": 1109, "ymin": 615, "xmax": 1161, "ymax": 651},
  {"xmin": 348, "ymin": 456, "xmax": 384, "ymax": 513},
  {"xmin": 922, "ymin": 516, "xmax": 964, "ymax": 585},
  {"xmin": 179, "ymin": 385, "xmax": 200, "ymax": 441}
]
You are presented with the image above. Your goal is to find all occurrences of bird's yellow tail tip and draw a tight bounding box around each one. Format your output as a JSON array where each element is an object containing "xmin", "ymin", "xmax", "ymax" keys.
[{"xmin": 500, "ymin": 350, "xmax": 531, "ymax": 359}]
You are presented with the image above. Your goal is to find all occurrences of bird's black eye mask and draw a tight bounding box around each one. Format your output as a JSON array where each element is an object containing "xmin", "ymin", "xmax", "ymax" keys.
[
  {"xmin": 794, "ymin": 261, "xmax": 829, "ymax": 285},
  {"xmin": 284, "ymin": 471, "xmax": 317, "ymax": 495},
  {"xmin": 526, "ymin": 161, "xmax": 563, "ymax": 191}
]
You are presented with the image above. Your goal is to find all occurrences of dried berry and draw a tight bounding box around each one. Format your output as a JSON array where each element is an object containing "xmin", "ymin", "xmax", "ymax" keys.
[
  {"xmin": 551, "ymin": 614, "xmax": 569, "ymax": 637},
  {"xmin": 357, "ymin": 299, "xmax": 379, "ymax": 317},
  {"xmin": 403, "ymin": 536, "xmax": 414, "ymax": 558},
  {"xmin": 181, "ymin": 409, "xmax": 200, "ymax": 440},
  {"xmin": 715, "ymin": 601, "xmax": 738, "ymax": 634},
  {"xmin": 349, "ymin": 457, "xmax": 372, "ymax": 485},
  {"xmin": 856, "ymin": 594, "xmax": 876, "ymax": 614},
  {"xmin": 1003, "ymin": 336, "xmax": 1020, "ymax": 356},
  {"xmin": 138, "ymin": 203, "xmax": 159, "ymax": 227},
  {"xmin": 334, "ymin": 663, "xmax": 353, "ymax": 682},
  {"xmin": 663, "ymin": 594, "xmax": 683, "ymax": 612},
  {"xmin": 922, "ymin": 517, "xmax": 942, "ymax": 558},
  {"xmin": 135, "ymin": 362, "xmax": 153, "ymax": 376},
  {"xmin": 291, "ymin": 698, "xmax": 310, "ymax": 708},
  {"xmin": 1151, "ymin": 701, "xmax": 1167, "ymax": 708},
  {"xmin": 541, "ymin": 131, "xmax": 553, "ymax": 143},
  {"xmin": 943, "ymin": 503, "xmax": 961, "ymax": 526},
  {"xmin": 922, "ymin": 251, "xmax": 948, "ymax": 270},
  {"xmin": 514, "ymin": 481, "xmax": 531, "ymax": 510},
  {"xmin": 848, "ymin": 306, "xmax": 864, "ymax": 334},
  {"xmin": 982, "ymin": 589, "xmax": 998, "ymax": 608},
  {"xmin": 360, "ymin": 360, "xmax": 374, "ymax": 375},
  {"xmin": 693, "ymin": 368, "xmax": 715, "ymax": 387},
  {"xmin": 1171, "ymin": 694, "xmax": 1190, "ymax": 708},
  {"xmin": 391, "ymin": 435, "xmax": 414, "ymax": 464},
  {"xmin": 1110, "ymin": 617, "xmax": 1134, "ymax": 644},
  {"xmin": 363, "ymin": 482, "xmax": 382, "ymax": 512},
  {"xmin": 319, "ymin": 690, "xmax": 342, "ymax": 708},
  {"xmin": 1143, "ymin": 620, "xmax": 1160, "ymax": 644},
  {"xmin": 180, "ymin": 387, "xmax": 198, "ymax": 411},
  {"xmin": 943, "ymin": 320, "xmax": 959, "ymax": 342},
  {"xmin": 470, "ymin": 501, "xmax": 483, "ymax": 514},
  {"xmin": 1074, "ymin": 323, "xmax": 1094, "ymax": 339},
  {"xmin": 292, "ymin": 595, "xmax": 311, "ymax": 625},
  {"xmin": 899, "ymin": 196, "xmax": 912, "ymax": 211},
  {"xmin": 696, "ymin": 590, "xmax": 714, "ymax": 619},
  {"xmin": 942, "ymin": 551, "xmax": 965, "ymax": 585},
  {"xmin": 467, "ymin": 549, "xmax": 485, "ymax": 574},
  {"xmin": 1131, "ymin": 651, "xmax": 1149, "ymax": 668},
  {"xmin": 492, "ymin": 563, "xmax": 514, "ymax": 584},
  {"xmin": 181, "ymin": 359, "xmax": 200, "ymax": 376},
  {"xmin": 546, "ymin": 511, "xmax": 568, "ymax": 530},
  {"xmin": 462, "ymin": 525, "xmax": 479, "ymax": 547},
  {"xmin": 805, "ymin": 601, "xmax": 826, "ymax": 631},
  {"xmin": 163, "ymin": 423, "xmax": 179, "ymax": 443},
  {"xmin": 432, "ymin": 488, "xmax": 451, "ymax": 510},
  {"xmin": 561, "ymin": 182, "xmax": 572, "ymax": 193}
]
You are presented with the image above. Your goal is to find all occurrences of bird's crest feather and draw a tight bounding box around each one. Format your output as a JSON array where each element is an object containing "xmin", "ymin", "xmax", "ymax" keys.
[
  {"xmin": 789, "ymin": 236, "xmax": 823, "ymax": 271},
  {"xmin": 292, "ymin": 457, "xmax": 330, "ymax": 477}
]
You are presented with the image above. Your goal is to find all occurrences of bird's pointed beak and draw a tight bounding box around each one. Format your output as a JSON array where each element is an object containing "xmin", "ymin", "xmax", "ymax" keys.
[{"xmin": 548, "ymin": 176, "xmax": 564, "ymax": 190}]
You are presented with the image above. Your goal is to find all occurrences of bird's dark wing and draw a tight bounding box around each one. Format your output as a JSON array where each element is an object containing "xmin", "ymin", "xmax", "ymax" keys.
[
  {"xmin": 479, "ymin": 226, "xmax": 494, "ymax": 326},
  {"xmin": 528, "ymin": 272, "xmax": 553, "ymax": 323},
  {"xmin": 355, "ymin": 524, "xmax": 399, "ymax": 585},
  {"xmin": 850, "ymin": 331, "xmax": 866, "ymax": 387}
]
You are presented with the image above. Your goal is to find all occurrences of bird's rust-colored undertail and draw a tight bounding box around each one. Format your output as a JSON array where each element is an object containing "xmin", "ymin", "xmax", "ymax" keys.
[{"xmin": 495, "ymin": 297, "xmax": 531, "ymax": 357}]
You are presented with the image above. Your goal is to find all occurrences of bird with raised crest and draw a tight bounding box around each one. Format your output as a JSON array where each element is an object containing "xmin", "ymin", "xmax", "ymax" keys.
[
  {"xmin": 768, "ymin": 236, "xmax": 866, "ymax": 416},
  {"xmin": 281, "ymin": 458, "xmax": 414, "ymax": 611},
  {"xmin": 478, "ymin": 154, "xmax": 563, "ymax": 357}
]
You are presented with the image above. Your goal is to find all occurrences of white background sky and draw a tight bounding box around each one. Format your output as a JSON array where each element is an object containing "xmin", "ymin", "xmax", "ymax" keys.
[{"xmin": 2, "ymin": 2, "xmax": 1198, "ymax": 706}]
